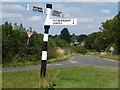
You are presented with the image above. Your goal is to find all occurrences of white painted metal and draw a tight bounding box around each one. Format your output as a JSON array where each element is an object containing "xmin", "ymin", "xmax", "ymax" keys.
[
  {"xmin": 44, "ymin": 8, "xmax": 52, "ymax": 25},
  {"xmin": 45, "ymin": 18, "xmax": 77, "ymax": 25},
  {"xmin": 52, "ymin": 10, "xmax": 63, "ymax": 17},
  {"xmin": 41, "ymin": 51, "xmax": 47, "ymax": 60},
  {"xmin": 27, "ymin": 4, "xmax": 45, "ymax": 13},
  {"xmin": 27, "ymin": 31, "xmax": 33, "ymax": 38},
  {"xmin": 43, "ymin": 34, "xmax": 49, "ymax": 42}
]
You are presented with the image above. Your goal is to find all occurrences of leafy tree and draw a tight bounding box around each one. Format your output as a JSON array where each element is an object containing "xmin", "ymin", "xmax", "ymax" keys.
[
  {"xmin": 29, "ymin": 27, "xmax": 32, "ymax": 31},
  {"xmin": 84, "ymin": 32, "xmax": 99, "ymax": 50},
  {"xmin": 92, "ymin": 32, "xmax": 108, "ymax": 51},
  {"xmin": 73, "ymin": 45, "xmax": 87, "ymax": 54},
  {"xmin": 100, "ymin": 13, "xmax": 120, "ymax": 54},
  {"xmin": 71, "ymin": 33, "xmax": 78, "ymax": 43},
  {"xmin": 77, "ymin": 34, "xmax": 88, "ymax": 42},
  {"xmin": 60, "ymin": 28, "xmax": 71, "ymax": 43}
]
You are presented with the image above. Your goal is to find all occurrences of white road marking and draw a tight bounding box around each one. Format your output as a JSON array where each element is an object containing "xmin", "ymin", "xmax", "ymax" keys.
[
  {"xmin": 70, "ymin": 59, "xmax": 78, "ymax": 64},
  {"xmin": 47, "ymin": 64, "xmax": 52, "ymax": 66},
  {"xmin": 47, "ymin": 64, "xmax": 62, "ymax": 66},
  {"xmin": 54, "ymin": 64, "xmax": 62, "ymax": 65}
]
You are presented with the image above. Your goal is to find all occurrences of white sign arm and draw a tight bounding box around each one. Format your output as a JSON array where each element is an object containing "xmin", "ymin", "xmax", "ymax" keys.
[{"xmin": 27, "ymin": 4, "xmax": 45, "ymax": 14}]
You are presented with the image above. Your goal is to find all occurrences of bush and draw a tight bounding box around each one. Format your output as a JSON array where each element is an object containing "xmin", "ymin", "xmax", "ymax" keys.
[
  {"xmin": 54, "ymin": 37, "xmax": 69, "ymax": 48},
  {"xmin": 87, "ymin": 49, "xmax": 97, "ymax": 52},
  {"xmin": 73, "ymin": 45, "xmax": 87, "ymax": 54}
]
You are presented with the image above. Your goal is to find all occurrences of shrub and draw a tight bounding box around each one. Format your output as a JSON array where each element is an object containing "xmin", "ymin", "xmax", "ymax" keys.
[{"xmin": 73, "ymin": 45, "xmax": 87, "ymax": 54}]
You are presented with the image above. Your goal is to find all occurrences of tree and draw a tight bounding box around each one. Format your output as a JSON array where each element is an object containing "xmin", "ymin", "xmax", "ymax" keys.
[
  {"xmin": 60, "ymin": 28, "xmax": 71, "ymax": 43},
  {"xmin": 100, "ymin": 13, "xmax": 120, "ymax": 54},
  {"xmin": 71, "ymin": 33, "xmax": 78, "ymax": 43},
  {"xmin": 92, "ymin": 32, "xmax": 108, "ymax": 51},
  {"xmin": 77, "ymin": 34, "xmax": 88, "ymax": 42},
  {"xmin": 84, "ymin": 32, "xmax": 99, "ymax": 50},
  {"xmin": 13, "ymin": 23, "xmax": 17, "ymax": 30},
  {"xmin": 29, "ymin": 27, "xmax": 32, "ymax": 31}
]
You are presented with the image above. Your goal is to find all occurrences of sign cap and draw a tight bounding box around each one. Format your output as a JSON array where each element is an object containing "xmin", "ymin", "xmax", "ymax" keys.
[{"xmin": 46, "ymin": 4, "xmax": 52, "ymax": 9}]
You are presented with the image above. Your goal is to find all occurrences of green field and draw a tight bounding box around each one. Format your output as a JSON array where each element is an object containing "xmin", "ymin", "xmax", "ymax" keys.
[{"xmin": 2, "ymin": 66, "xmax": 118, "ymax": 88}]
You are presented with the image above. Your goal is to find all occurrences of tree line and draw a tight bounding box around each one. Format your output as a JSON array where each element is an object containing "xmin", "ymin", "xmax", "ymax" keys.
[
  {"xmin": 85, "ymin": 13, "xmax": 120, "ymax": 54},
  {"xmin": 1, "ymin": 13, "xmax": 120, "ymax": 64},
  {"xmin": 1, "ymin": 22, "xmax": 86, "ymax": 64}
]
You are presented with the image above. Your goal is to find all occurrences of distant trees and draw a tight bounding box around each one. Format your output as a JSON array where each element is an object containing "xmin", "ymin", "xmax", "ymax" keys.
[
  {"xmin": 2, "ymin": 22, "xmax": 72, "ymax": 64},
  {"xmin": 99, "ymin": 13, "xmax": 120, "ymax": 54},
  {"xmin": 71, "ymin": 33, "xmax": 77, "ymax": 43},
  {"xmin": 2, "ymin": 22, "xmax": 42, "ymax": 63},
  {"xmin": 77, "ymin": 34, "xmax": 88, "ymax": 42},
  {"xmin": 84, "ymin": 13, "xmax": 120, "ymax": 54},
  {"xmin": 60, "ymin": 28, "xmax": 71, "ymax": 43},
  {"xmin": 84, "ymin": 32, "xmax": 99, "ymax": 50}
]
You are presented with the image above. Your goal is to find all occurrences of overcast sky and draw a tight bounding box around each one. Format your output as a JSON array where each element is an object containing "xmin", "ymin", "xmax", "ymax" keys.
[{"xmin": 1, "ymin": 1, "xmax": 118, "ymax": 35}]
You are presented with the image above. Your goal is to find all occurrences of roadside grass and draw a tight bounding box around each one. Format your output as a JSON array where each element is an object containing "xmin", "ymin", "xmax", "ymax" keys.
[
  {"xmin": 99, "ymin": 53, "xmax": 120, "ymax": 61},
  {"xmin": 2, "ymin": 66, "xmax": 118, "ymax": 88},
  {"xmin": 0, "ymin": 74, "xmax": 1, "ymax": 90},
  {"xmin": 2, "ymin": 54, "xmax": 74, "ymax": 68},
  {"xmin": 2, "ymin": 52, "xmax": 99, "ymax": 68},
  {"xmin": 47, "ymin": 54, "xmax": 73, "ymax": 63}
]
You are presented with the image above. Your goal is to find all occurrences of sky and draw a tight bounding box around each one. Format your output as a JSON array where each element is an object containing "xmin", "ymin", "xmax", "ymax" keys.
[{"xmin": 1, "ymin": 1, "xmax": 119, "ymax": 35}]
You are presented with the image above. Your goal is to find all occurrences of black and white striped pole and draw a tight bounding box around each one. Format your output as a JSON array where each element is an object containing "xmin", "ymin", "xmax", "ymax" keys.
[
  {"xmin": 27, "ymin": 3, "xmax": 77, "ymax": 77},
  {"xmin": 41, "ymin": 4, "xmax": 52, "ymax": 77}
]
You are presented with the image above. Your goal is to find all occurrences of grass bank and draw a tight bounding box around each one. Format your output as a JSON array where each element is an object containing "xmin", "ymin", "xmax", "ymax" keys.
[
  {"xmin": 2, "ymin": 54, "xmax": 75, "ymax": 68},
  {"xmin": 2, "ymin": 66, "xmax": 118, "ymax": 88},
  {"xmin": 99, "ymin": 53, "xmax": 120, "ymax": 61},
  {"xmin": 2, "ymin": 52, "xmax": 99, "ymax": 68}
]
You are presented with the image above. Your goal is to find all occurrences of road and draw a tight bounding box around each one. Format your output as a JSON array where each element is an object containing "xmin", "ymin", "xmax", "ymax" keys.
[{"xmin": 2, "ymin": 55, "xmax": 119, "ymax": 72}]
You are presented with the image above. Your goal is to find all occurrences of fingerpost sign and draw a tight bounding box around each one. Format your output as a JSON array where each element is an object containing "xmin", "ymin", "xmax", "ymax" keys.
[{"xmin": 27, "ymin": 3, "xmax": 77, "ymax": 77}]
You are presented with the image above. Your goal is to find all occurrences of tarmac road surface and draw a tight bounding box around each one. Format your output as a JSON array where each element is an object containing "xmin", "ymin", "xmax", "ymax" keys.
[{"xmin": 2, "ymin": 55, "xmax": 119, "ymax": 72}]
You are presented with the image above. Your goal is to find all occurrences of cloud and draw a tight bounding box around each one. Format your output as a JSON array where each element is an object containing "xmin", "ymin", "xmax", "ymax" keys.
[
  {"xmin": 78, "ymin": 18, "xmax": 94, "ymax": 23},
  {"xmin": 5, "ymin": 0, "xmax": 118, "ymax": 2},
  {"xmin": 2, "ymin": 12, "xmax": 23, "ymax": 18},
  {"xmin": 83, "ymin": 24, "xmax": 99, "ymax": 29},
  {"xmin": 101, "ymin": 9, "xmax": 111, "ymax": 14},
  {"xmin": 2, "ymin": 4, "xmax": 26, "ymax": 11},
  {"xmin": 2, "ymin": 0, "xmax": 19, "ymax": 2},
  {"xmin": 27, "ymin": 16, "xmax": 41, "ymax": 21},
  {"xmin": 2, "ymin": 2, "xmax": 116, "ymax": 35},
  {"xmin": 66, "ymin": 0, "xmax": 119, "ymax": 2}
]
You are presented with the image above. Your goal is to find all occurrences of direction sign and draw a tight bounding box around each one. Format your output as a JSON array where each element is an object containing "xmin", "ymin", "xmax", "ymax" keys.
[
  {"xmin": 45, "ymin": 18, "xmax": 77, "ymax": 25},
  {"xmin": 27, "ymin": 4, "xmax": 45, "ymax": 13},
  {"xmin": 110, "ymin": 46, "xmax": 114, "ymax": 51},
  {"xmin": 52, "ymin": 10, "xmax": 63, "ymax": 17},
  {"xmin": 27, "ymin": 3, "xmax": 77, "ymax": 77},
  {"xmin": 26, "ymin": 31, "xmax": 34, "ymax": 39}
]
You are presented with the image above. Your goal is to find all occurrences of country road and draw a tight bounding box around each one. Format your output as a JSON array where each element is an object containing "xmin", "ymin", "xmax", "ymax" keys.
[{"xmin": 2, "ymin": 55, "xmax": 119, "ymax": 72}]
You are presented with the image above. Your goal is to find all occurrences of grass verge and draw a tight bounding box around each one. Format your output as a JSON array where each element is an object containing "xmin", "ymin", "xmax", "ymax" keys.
[
  {"xmin": 2, "ymin": 66, "xmax": 118, "ymax": 88},
  {"xmin": 2, "ymin": 52, "xmax": 100, "ymax": 68},
  {"xmin": 99, "ymin": 53, "xmax": 120, "ymax": 61},
  {"xmin": 2, "ymin": 54, "xmax": 75, "ymax": 68}
]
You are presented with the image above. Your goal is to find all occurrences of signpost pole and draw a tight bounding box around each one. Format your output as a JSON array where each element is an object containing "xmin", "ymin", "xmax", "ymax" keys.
[
  {"xmin": 40, "ymin": 4, "xmax": 52, "ymax": 77},
  {"xmin": 27, "ymin": 3, "xmax": 77, "ymax": 77},
  {"xmin": 27, "ymin": 39, "xmax": 29, "ymax": 45}
]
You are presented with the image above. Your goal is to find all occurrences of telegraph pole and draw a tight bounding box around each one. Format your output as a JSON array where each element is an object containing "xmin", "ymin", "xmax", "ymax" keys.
[{"xmin": 40, "ymin": 4, "xmax": 52, "ymax": 77}]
